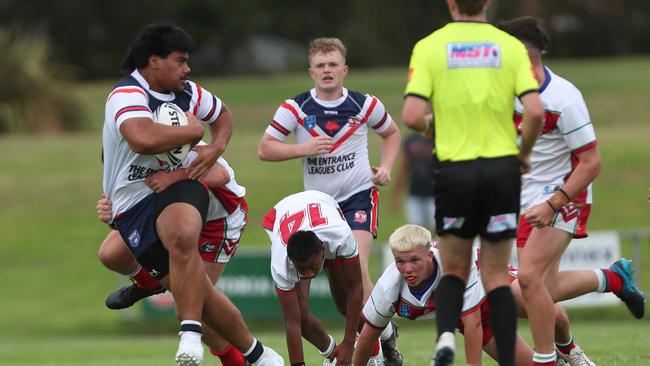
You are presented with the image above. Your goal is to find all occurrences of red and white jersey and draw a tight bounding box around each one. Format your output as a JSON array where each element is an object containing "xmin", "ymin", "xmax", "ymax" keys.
[
  {"xmin": 181, "ymin": 147, "xmax": 246, "ymax": 222},
  {"xmin": 362, "ymin": 245, "xmax": 485, "ymax": 328},
  {"xmin": 515, "ymin": 67, "xmax": 598, "ymax": 211},
  {"xmin": 102, "ymin": 70, "xmax": 223, "ymax": 221},
  {"xmin": 265, "ymin": 88, "xmax": 394, "ymax": 202},
  {"xmin": 263, "ymin": 190, "xmax": 359, "ymax": 291}
]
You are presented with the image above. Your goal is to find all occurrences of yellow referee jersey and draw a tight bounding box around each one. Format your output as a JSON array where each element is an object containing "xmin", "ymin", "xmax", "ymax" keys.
[{"xmin": 405, "ymin": 21, "xmax": 538, "ymax": 162}]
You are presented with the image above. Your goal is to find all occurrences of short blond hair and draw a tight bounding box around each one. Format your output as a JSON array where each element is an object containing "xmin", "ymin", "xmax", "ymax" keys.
[
  {"xmin": 389, "ymin": 224, "xmax": 432, "ymax": 252},
  {"xmin": 308, "ymin": 37, "xmax": 347, "ymax": 63}
]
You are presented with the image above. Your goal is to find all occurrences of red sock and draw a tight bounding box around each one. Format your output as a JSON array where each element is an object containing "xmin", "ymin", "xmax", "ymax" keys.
[
  {"xmin": 210, "ymin": 344, "xmax": 246, "ymax": 366},
  {"xmin": 130, "ymin": 266, "xmax": 161, "ymax": 290},
  {"xmin": 556, "ymin": 338, "xmax": 576, "ymax": 355},
  {"xmin": 602, "ymin": 269, "xmax": 623, "ymax": 294},
  {"xmin": 371, "ymin": 339, "xmax": 381, "ymax": 357},
  {"xmin": 533, "ymin": 362, "xmax": 556, "ymax": 366}
]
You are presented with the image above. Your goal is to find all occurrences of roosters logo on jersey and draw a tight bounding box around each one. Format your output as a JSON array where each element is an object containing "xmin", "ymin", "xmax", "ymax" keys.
[
  {"xmin": 348, "ymin": 116, "xmax": 362, "ymax": 127},
  {"xmin": 325, "ymin": 120, "xmax": 340, "ymax": 134},
  {"xmin": 354, "ymin": 210, "xmax": 367, "ymax": 223}
]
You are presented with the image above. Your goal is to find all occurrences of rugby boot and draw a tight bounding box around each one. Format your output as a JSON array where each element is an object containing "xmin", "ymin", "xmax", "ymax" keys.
[
  {"xmin": 381, "ymin": 320, "xmax": 403, "ymax": 366},
  {"xmin": 105, "ymin": 283, "xmax": 166, "ymax": 310},
  {"xmin": 609, "ymin": 258, "xmax": 646, "ymax": 319}
]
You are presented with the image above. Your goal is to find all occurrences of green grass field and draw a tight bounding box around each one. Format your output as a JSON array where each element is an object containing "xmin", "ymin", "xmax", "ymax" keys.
[{"xmin": 0, "ymin": 57, "xmax": 649, "ymax": 365}]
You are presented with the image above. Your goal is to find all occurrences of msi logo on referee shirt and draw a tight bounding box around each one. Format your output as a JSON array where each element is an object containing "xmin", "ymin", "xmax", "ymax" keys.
[{"xmin": 447, "ymin": 42, "xmax": 501, "ymax": 68}]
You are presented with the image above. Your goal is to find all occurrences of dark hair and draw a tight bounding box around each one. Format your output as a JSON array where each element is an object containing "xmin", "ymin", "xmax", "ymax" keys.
[
  {"xmin": 497, "ymin": 16, "xmax": 550, "ymax": 53},
  {"xmin": 121, "ymin": 22, "xmax": 194, "ymax": 73},
  {"xmin": 455, "ymin": 0, "xmax": 489, "ymax": 16},
  {"xmin": 287, "ymin": 231, "xmax": 322, "ymax": 262}
]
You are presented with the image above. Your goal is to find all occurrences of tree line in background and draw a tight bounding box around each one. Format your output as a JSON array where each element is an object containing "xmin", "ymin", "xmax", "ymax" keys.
[{"xmin": 0, "ymin": 0, "xmax": 648, "ymax": 132}]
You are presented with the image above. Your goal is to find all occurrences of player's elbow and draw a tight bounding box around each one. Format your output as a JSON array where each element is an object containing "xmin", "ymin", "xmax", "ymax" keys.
[
  {"xmin": 258, "ymin": 142, "xmax": 270, "ymax": 161},
  {"xmin": 127, "ymin": 137, "xmax": 157, "ymax": 154},
  {"xmin": 402, "ymin": 112, "xmax": 420, "ymax": 130}
]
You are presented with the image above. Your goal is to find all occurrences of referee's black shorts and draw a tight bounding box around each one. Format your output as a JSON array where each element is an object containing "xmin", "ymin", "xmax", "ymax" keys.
[{"xmin": 433, "ymin": 156, "xmax": 520, "ymax": 242}]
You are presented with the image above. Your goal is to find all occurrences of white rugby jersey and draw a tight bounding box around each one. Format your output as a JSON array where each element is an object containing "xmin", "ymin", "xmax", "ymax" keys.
[
  {"xmin": 265, "ymin": 88, "xmax": 394, "ymax": 202},
  {"xmin": 102, "ymin": 70, "xmax": 223, "ymax": 221},
  {"xmin": 515, "ymin": 67, "xmax": 597, "ymax": 210},
  {"xmin": 181, "ymin": 147, "xmax": 246, "ymax": 222},
  {"xmin": 362, "ymin": 245, "xmax": 485, "ymax": 328},
  {"xmin": 263, "ymin": 190, "xmax": 359, "ymax": 291}
]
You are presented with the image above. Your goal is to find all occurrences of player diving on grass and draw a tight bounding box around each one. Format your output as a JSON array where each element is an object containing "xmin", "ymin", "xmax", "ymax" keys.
[
  {"xmin": 263, "ymin": 190, "xmax": 384, "ymax": 366},
  {"xmin": 354, "ymin": 224, "xmax": 645, "ymax": 366}
]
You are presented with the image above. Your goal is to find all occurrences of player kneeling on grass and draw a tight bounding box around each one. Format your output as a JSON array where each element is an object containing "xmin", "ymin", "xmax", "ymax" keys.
[
  {"xmin": 354, "ymin": 225, "xmax": 630, "ymax": 366},
  {"xmin": 263, "ymin": 190, "xmax": 383, "ymax": 366},
  {"xmin": 96, "ymin": 156, "xmax": 281, "ymax": 366}
]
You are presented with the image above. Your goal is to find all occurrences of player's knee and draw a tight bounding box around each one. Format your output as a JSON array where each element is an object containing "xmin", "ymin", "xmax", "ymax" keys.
[
  {"xmin": 161, "ymin": 227, "xmax": 199, "ymax": 254},
  {"xmin": 516, "ymin": 270, "xmax": 538, "ymax": 294}
]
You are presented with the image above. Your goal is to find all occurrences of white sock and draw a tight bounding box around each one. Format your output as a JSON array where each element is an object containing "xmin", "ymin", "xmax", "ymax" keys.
[
  {"xmin": 594, "ymin": 269, "xmax": 606, "ymax": 292},
  {"xmin": 533, "ymin": 352, "xmax": 557, "ymax": 363},
  {"xmin": 380, "ymin": 321, "xmax": 394, "ymax": 341},
  {"xmin": 533, "ymin": 351, "xmax": 557, "ymax": 364}
]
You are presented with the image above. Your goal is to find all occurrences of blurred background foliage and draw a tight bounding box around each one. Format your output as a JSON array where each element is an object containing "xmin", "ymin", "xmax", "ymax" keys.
[{"xmin": 0, "ymin": 0, "xmax": 648, "ymax": 132}]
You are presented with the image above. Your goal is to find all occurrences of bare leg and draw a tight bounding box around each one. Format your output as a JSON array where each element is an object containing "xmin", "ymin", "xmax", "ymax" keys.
[
  {"xmin": 98, "ymin": 230, "xmax": 138, "ymax": 275},
  {"xmin": 156, "ymin": 202, "xmax": 205, "ymax": 321},
  {"xmin": 518, "ymin": 227, "xmax": 571, "ymax": 355},
  {"xmin": 483, "ymin": 334, "xmax": 534, "ymax": 366},
  {"xmin": 353, "ymin": 229, "xmax": 375, "ymax": 302}
]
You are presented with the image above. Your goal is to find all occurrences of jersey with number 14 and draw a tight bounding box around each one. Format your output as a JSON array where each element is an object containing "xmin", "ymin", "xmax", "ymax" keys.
[
  {"xmin": 263, "ymin": 190, "xmax": 359, "ymax": 291},
  {"xmin": 265, "ymin": 88, "xmax": 394, "ymax": 202}
]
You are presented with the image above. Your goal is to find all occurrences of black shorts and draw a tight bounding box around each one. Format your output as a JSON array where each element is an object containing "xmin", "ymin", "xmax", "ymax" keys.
[
  {"xmin": 115, "ymin": 179, "xmax": 209, "ymax": 279},
  {"xmin": 434, "ymin": 156, "xmax": 520, "ymax": 241}
]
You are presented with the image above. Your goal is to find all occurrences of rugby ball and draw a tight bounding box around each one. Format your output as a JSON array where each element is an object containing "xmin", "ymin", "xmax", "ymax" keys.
[{"xmin": 152, "ymin": 102, "xmax": 191, "ymax": 166}]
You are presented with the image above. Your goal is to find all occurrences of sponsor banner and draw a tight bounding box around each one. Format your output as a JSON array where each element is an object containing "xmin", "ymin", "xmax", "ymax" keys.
[{"xmin": 141, "ymin": 249, "xmax": 341, "ymax": 320}]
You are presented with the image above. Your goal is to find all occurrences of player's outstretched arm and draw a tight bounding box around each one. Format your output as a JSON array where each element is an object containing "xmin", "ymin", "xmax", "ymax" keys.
[
  {"xmin": 332, "ymin": 259, "xmax": 363, "ymax": 366},
  {"xmin": 188, "ymin": 104, "xmax": 233, "ymax": 179},
  {"xmin": 277, "ymin": 288, "xmax": 307, "ymax": 364},
  {"xmin": 460, "ymin": 310, "xmax": 484, "ymax": 366},
  {"xmin": 353, "ymin": 323, "xmax": 383, "ymax": 366},
  {"xmin": 145, "ymin": 163, "xmax": 230, "ymax": 193}
]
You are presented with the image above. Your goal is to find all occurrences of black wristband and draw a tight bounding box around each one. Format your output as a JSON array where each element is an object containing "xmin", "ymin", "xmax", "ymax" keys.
[
  {"xmin": 559, "ymin": 188, "xmax": 571, "ymax": 201},
  {"xmin": 291, "ymin": 363, "xmax": 306, "ymax": 366},
  {"xmin": 546, "ymin": 200, "xmax": 558, "ymax": 212}
]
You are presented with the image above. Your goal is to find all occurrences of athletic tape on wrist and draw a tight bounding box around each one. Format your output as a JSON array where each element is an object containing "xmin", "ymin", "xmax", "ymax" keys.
[{"xmin": 319, "ymin": 335, "xmax": 336, "ymax": 358}]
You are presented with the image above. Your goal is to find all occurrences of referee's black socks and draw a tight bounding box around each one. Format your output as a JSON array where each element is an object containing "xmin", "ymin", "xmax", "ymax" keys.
[
  {"xmin": 435, "ymin": 275, "xmax": 466, "ymax": 337},
  {"xmin": 487, "ymin": 286, "xmax": 517, "ymax": 366}
]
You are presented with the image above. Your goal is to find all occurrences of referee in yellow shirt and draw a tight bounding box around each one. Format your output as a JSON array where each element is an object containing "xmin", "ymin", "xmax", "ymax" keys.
[{"xmin": 402, "ymin": 1, "xmax": 544, "ymax": 366}]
